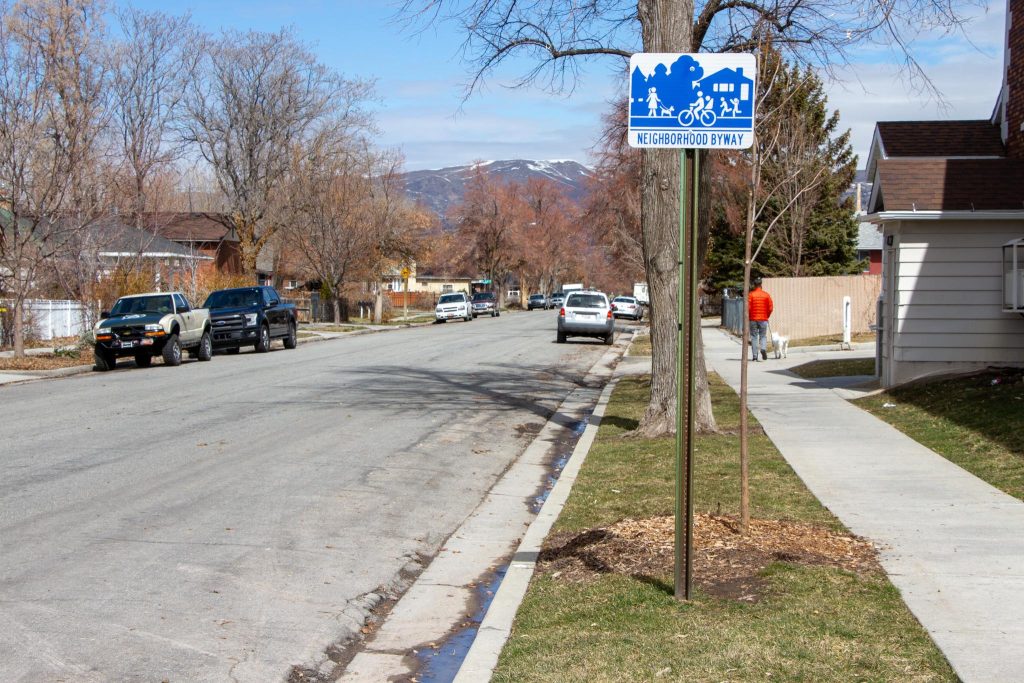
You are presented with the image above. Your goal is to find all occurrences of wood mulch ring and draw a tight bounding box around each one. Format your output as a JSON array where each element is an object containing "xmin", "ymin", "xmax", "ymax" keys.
[{"xmin": 538, "ymin": 514, "xmax": 881, "ymax": 602}]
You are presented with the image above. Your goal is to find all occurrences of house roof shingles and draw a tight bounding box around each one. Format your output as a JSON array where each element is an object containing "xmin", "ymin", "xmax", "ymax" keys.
[
  {"xmin": 876, "ymin": 121, "xmax": 1006, "ymax": 158},
  {"xmin": 142, "ymin": 212, "xmax": 236, "ymax": 242},
  {"xmin": 875, "ymin": 158, "xmax": 1024, "ymax": 211}
]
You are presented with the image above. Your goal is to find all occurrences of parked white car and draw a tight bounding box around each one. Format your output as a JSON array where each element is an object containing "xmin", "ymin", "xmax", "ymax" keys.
[
  {"xmin": 611, "ymin": 296, "xmax": 644, "ymax": 321},
  {"xmin": 435, "ymin": 292, "xmax": 473, "ymax": 323},
  {"xmin": 557, "ymin": 290, "xmax": 615, "ymax": 345}
]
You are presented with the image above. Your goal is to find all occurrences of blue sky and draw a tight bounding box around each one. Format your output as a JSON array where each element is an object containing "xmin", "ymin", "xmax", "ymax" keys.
[{"xmin": 124, "ymin": 0, "xmax": 1006, "ymax": 171}]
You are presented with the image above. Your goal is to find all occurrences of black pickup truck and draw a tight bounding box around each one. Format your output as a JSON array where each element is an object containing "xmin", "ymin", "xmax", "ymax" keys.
[{"xmin": 202, "ymin": 286, "xmax": 298, "ymax": 353}]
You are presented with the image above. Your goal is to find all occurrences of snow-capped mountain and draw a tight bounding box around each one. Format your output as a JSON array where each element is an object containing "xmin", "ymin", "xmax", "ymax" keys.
[{"xmin": 400, "ymin": 159, "xmax": 592, "ymax": 217}]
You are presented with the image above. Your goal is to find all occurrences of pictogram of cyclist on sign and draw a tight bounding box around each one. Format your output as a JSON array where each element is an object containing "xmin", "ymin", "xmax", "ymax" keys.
[{"xmin": 627, "ymin": 53, "xmax": 756, "ymax": 148}]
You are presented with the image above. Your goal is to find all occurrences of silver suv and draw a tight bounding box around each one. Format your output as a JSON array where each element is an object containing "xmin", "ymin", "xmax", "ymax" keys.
[
  {"xmin": 557, "ymin": 291, "xmax": 614, "ymax": 345},
  {"xmin": 435, "ymin": 292, "xmax": 472, "ymax": 323}
]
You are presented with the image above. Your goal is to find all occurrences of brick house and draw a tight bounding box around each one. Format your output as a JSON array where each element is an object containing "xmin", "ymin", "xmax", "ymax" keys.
[
  {"xmin": 865, "ymin": 0, "xmax": 1024, "ymax": 386},
  {"xmin": 141, "ymin": 213, "xmax": 241, "ymax": 277}
]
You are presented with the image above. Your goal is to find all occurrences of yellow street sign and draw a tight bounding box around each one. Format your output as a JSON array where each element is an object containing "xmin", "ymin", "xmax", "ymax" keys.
[{"xmin": 400, "ymin": 267, "xmax": 411, "ymax": 279}]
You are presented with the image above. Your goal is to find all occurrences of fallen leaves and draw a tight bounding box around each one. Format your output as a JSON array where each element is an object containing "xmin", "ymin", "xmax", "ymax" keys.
[
  {"xmin": 0, "ymin": 352, "xmax": 89, "ymax": 371},
  {"xmin": 539, "ymin": 514, "xmax": 881, "ymax": 602}
]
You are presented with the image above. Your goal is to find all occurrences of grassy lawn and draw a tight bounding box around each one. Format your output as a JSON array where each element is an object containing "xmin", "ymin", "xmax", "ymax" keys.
[
  {"xmin": 789, "ymin": 358, "xmax": 876, "ymax": 379},
  {"xmin": 493, "ymin": 375, "xmax": 954, "ymax": 682},
  {"xmin": 790, "ymin": 331, "xmax": 875, "ymax": 348},
  {"xmin": 856, "ymin": 368, "xmax": 1024, "ymax": 502},
  {"xmin": 628, "ymin": 332, "xmax": 651, "ymax": 357}
]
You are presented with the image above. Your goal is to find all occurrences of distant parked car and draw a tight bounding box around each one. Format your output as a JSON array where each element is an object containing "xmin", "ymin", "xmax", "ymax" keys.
[
  {"xmin": 471, "ymin": 291, "xmax": 500, "ymax": 318},
  {"xmin": 611, "ymin": 296, "xmax": 644, "ymax": 321},
  {"xmin": 557, "ymin": 291, "xmax": 614, "ymax": 345},
  {"xmin": 435, "ymin": 292, "xmax": 473, "ymax": 322},
  {"xmin": 549, "ymin": 292, "xmax": 566, "ymax": 308},
  {"xmin": 527, "ymin": 294, "xmax": 548, "ymax": 310}
]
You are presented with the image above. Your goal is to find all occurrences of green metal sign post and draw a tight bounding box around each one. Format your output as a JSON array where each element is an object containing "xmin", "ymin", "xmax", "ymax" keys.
[
  {"xmin": 675, "ymin": 148, "xmax": 700, "ymax": 601},
  {"xmin": 627, "ymin": 51, "xmax": 755, "ymax": 602}
]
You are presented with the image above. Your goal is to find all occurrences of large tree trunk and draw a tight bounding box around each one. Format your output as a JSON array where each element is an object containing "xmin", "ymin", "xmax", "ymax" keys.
[
  {"xmin": 12, "ymin": 298, "xmax": 25, "ymax": 358},
  {"xmin": 636, "ymin": 0, "xmax": 716, "ymax": 437}
]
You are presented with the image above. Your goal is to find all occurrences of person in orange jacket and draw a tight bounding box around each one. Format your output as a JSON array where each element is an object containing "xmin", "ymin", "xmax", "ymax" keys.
[{"xmin": 748, "ymin": 277, "xmax": 773, "ymax": 362}]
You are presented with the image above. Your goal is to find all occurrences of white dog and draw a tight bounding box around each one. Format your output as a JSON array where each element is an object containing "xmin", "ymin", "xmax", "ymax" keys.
[
  {"xmin": 659, "ymin": 105, "xmax": 675, "ymax": 117},
  {"xmin": 772, "ymin": 331, "xmax": 789, "ymax": 359}
]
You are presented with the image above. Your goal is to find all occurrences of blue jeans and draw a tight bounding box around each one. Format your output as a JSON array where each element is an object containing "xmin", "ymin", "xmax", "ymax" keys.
[{"xmin": 750, "ymin": 320, "xmax": 769, "ymax": 359}]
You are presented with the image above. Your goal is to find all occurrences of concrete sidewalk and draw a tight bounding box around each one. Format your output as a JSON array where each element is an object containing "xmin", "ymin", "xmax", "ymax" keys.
[{"xmin": 703, "ymin": 324, "xmax": 1024, "ymax": 683}]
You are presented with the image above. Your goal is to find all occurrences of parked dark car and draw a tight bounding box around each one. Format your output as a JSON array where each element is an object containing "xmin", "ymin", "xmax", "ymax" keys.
[
  {"xmin": 527, "ymin": 293, "xmax": 548, "ymax": 310},
  {"xmin": 203, "ymin": 286, "xmax": 298, "ymax": 353},
  {"xmin": 471, "ymin": 291, "xmax": 500, "ymax": 318}
]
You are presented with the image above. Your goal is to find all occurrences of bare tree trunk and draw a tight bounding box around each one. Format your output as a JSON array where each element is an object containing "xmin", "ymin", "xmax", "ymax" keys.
[
  {"xmin": 635, "ymin": 0, "xmax": 716, "ymax": 437},
  {"xmin": 373, "ymin": 286, "xmax": 384, "ymax": 324},
  {"xmin": 332, "ymin": 296, "xmax": 341, "ymax": 324},
  {"xmin": 12, "ymin": 299, "xmax": 25, "ymax": 358}
]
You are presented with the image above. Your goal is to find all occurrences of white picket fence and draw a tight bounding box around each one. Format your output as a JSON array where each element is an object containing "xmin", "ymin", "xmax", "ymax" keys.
[{"xmin": 1, "ymin": 299, "xmax": 91, "ymax": 341}]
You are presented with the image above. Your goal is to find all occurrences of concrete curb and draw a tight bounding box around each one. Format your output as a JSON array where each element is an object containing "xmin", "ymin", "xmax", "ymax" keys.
[{"xmin": 452, "ymin": 350, "xmax": 622, "ymax": 682}]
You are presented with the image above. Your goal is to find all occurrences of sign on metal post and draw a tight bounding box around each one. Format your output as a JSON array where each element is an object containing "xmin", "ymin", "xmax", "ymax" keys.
[
  {"xmin": 628, "ymin": 52, "xmax": 755, "ymax": 601},
  {"xmin": 627, "ymin": 53, "xmax": 755, "ymax": 149}
]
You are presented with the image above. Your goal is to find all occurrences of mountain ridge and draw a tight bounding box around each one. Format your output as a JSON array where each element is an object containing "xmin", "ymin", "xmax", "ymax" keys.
[{"xmin": 400, "ymin": 159, "xmax": 593, "ymax": 218}]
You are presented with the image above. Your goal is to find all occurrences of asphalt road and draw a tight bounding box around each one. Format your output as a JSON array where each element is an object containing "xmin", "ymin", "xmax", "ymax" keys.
[{"xmin": 0, "ymin": 310, "xmax": 618, "ymax": 682}]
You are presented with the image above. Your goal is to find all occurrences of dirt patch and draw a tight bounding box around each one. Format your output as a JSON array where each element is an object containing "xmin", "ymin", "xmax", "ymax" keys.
[
  {"xmin": 0, "ymin": 353, "xmax": 89, "ymax": 371},
  {"xmin": 538, "ymin": 514, "xmax": 881, "ymax": 602}
]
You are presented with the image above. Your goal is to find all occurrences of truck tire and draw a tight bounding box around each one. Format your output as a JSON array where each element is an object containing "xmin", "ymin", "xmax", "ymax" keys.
[
  {"xmin": 162, "ymin": 333, "xmax": 182, "ymax": 366},
  {"xmin": 93, "ymin": 348, "xmax": 115, "ymax": 371},
  {"xmin": 604, "ymin": 332, "xmax": 614, "ymax": 345},
  {"xmin": 197, "ymin": 331, "xmax": 213, "ymax": 361},
  {"xmin": 557, "ymin": 331, "xmax": 566, "ymax": 344},
  {"xmin": 134, "ymin": 353, "xmax": 152, "ymax": 368},
  {"xmin": 255, "ymin": 324, "xmax": 271, "ymax": 353},
  {"xmin": 283, "ymin": 321, "xmax": 297, "ymax": 349}
]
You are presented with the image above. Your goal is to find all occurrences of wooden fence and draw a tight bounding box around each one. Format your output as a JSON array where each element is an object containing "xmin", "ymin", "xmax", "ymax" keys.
[{"xmin": 760, "ymin": 274, "xmax": 881, "ymax": 340}]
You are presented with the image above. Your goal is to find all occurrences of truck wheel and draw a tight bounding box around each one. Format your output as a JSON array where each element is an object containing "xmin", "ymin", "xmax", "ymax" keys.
[
  {"xmin": 134, "ymin": 353, "xmax": 152, "ymax": 368},
  {"xmin": 197, "ymin": 331, "xmax": 213, "ymax": 361},
  {"xmin": 255, "ymin": 324, "xmax": 270, "ymax": 353},
  {"xmin": 93, "ymin": 348, "xmax": 115, "ymax": 371},
  {"xmin": 604, "ymin": 332, "xmax": 614, "ymax": 345},
  {"xmin": 162, "ymin": 334, "xmax": 182, "ymax": 366},
  {"xmin": 283, "ymin": 321, "xmax": 297, "ymax": 349},
  {"xmin": 556, "ymin": 331, "xmax": 566, "ymax": 344}
]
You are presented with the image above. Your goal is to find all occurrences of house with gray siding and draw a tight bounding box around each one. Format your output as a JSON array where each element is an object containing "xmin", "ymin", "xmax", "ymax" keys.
[{"xmin": 864, "ymin": 0, "xmax": 1024, "ymax": 386}]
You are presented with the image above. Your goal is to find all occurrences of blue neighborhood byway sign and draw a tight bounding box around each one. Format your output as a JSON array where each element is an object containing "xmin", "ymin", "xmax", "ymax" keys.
[{"xmin": 628, "ymin": 53, "xmax": 756, "ymax": 149}]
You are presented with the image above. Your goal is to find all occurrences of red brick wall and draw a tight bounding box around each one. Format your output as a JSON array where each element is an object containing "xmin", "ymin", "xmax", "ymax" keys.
[{"xmin": 1007, "ymin": 0, "xmax": 1024, "ymax": 158}]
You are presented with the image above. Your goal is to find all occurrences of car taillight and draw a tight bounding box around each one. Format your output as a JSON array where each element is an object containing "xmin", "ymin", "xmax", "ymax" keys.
[
  {"xmin": 559, "ymin": 307, "xmax": 565, "ymax": 317},
  {"xmin": 607, "ymin": 310, "xmax": 613, "ymax": 319}
]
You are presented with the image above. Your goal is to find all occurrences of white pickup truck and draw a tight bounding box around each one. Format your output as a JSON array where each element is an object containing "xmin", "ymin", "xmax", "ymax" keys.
[{"xmin": 93, "ymin": 292, "xmax": 212, "ymax": 371}]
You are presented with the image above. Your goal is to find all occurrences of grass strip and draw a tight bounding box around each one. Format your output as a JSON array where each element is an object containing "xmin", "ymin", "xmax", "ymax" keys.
[
  {"xmin": 855, "ymin": 368, "xmax": 1024, "ymax": 502},
  {"xmin": 789, "ymin": 358, "xmax": 876, "ymax": 379},
  {"xmin": 493, "ymin": 374, "xmax": 955, "ymax": 682}
]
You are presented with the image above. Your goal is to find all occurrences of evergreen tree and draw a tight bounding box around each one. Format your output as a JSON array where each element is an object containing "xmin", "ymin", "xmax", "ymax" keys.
[
  {"xmin": 706, "ymin": 53, "xmax": 862, "ymax": 286},
  {"xmin": 755, "ymin": 59, "xmax": 861, "ymax": 277}
]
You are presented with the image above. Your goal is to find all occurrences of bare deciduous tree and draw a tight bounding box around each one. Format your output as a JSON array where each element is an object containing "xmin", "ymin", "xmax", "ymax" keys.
[
  {"xmin": 109, "ymin": 6, "xmax": 196, "ymax": 224},
  {"xmin": 400, "ymin": 0, "xmax": 985, "ymax": 437},
  {"xmin": 182, "ymin": 27, "xmax": 374, "ymax": 277},
  {"xmin": 284, "ymin": 142, "xmax": 379, "ymax": 323},
  {"xmin": 0, "ymin": 0, "xmax": 108, "ymax": 356}
]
